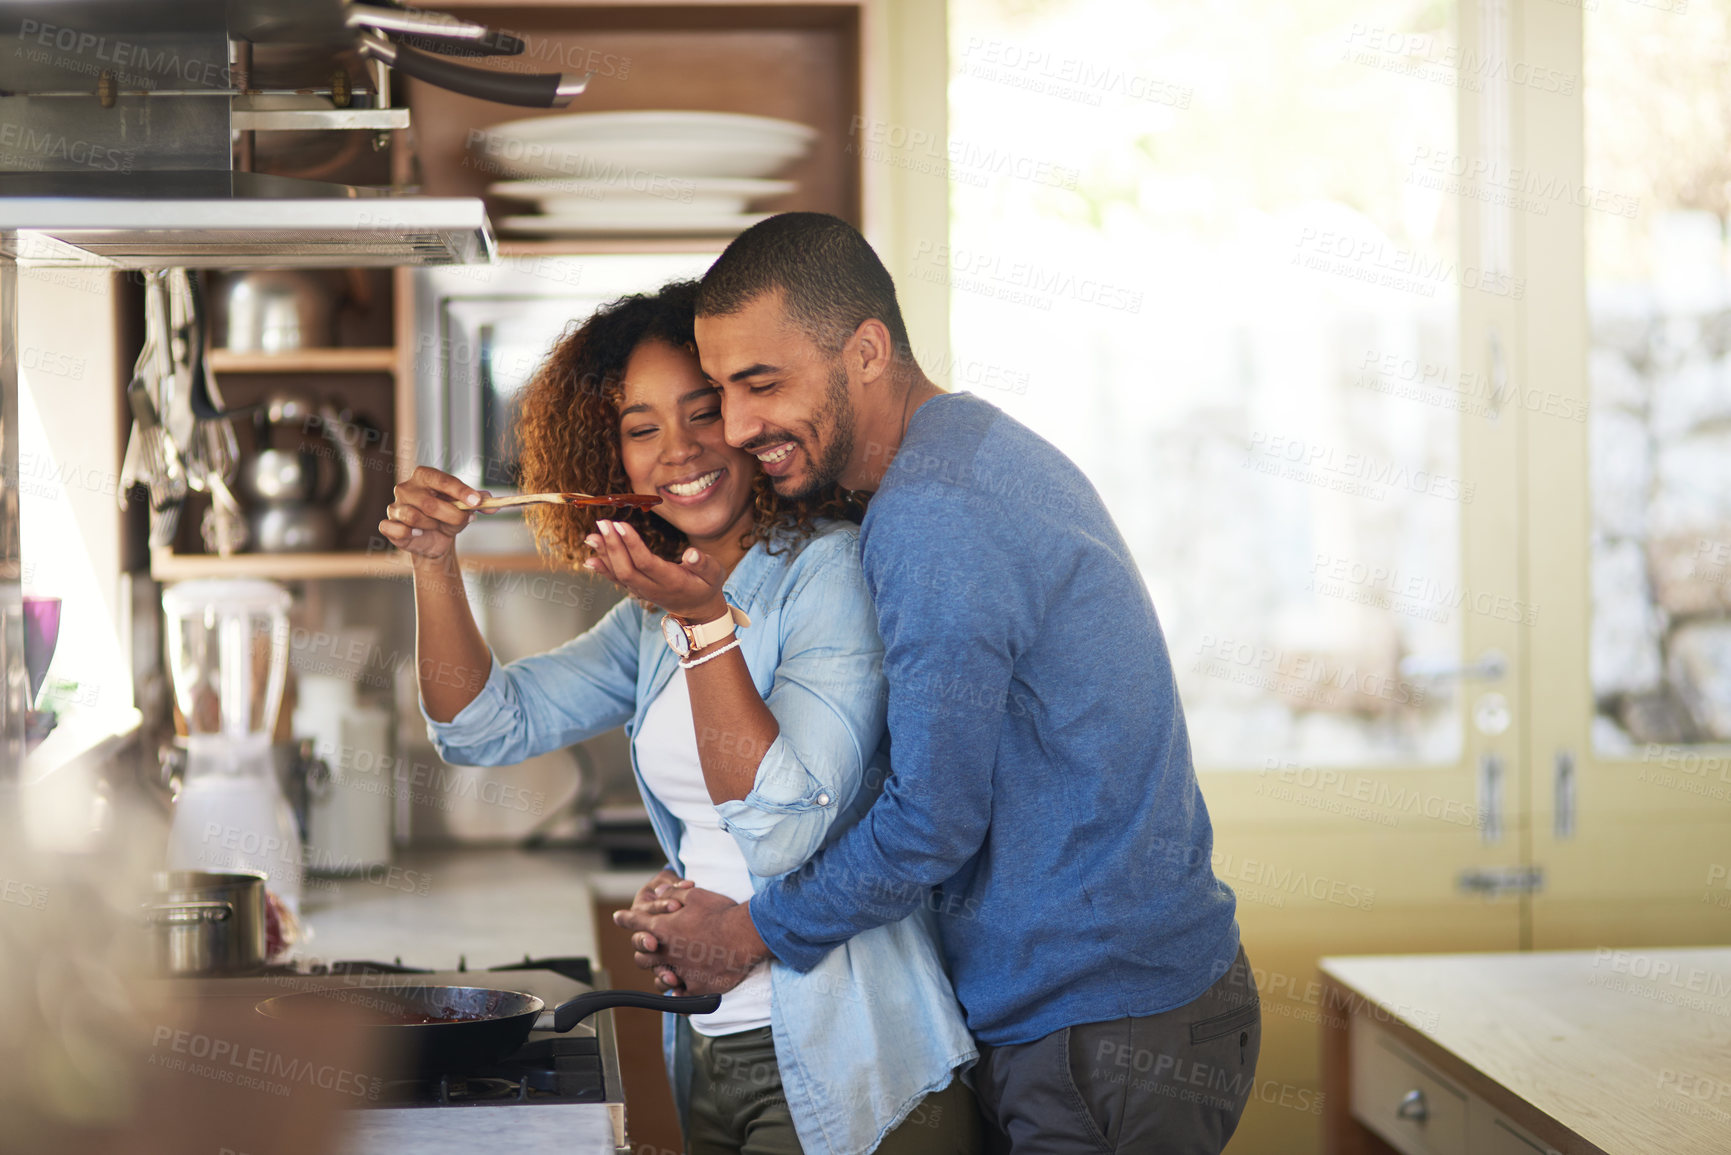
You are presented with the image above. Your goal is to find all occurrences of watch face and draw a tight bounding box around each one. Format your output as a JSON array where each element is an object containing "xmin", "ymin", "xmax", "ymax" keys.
[{"xmin": 661, "ymin": 615, "xmax": 691, "ymax": 656}]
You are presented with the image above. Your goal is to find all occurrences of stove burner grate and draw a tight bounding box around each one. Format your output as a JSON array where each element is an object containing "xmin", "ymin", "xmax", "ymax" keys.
[{"xmin": 369, "ymin": 1039, "xmax": 606, "ymax": 1107}]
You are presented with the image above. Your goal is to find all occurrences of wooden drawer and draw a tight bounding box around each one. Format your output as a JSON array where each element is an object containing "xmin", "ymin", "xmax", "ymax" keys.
[
  {"xmin": 1469, "ymin": 1105, "xmax": 1561, "ymax": 1155},
  {"xmin": 1350, "ymin": 1017, "xmax": 1469, "ymax": 1155}
]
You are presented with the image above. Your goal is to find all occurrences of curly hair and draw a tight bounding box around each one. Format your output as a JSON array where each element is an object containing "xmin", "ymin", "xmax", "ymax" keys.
[{"xmin": 514, "ymin": 279, "xmax": 861, "ymax": 573}]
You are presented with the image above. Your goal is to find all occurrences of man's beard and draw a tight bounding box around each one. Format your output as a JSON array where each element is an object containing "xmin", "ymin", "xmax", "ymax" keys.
[{"xmin": 774, "ymin": 361, "xmax": 854, "ymax": 502}]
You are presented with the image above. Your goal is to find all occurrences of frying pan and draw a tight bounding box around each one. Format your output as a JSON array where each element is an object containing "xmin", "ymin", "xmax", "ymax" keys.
[{"xmin": 256, "ymin": 984, "xmax": 720, "ymax": 1075}]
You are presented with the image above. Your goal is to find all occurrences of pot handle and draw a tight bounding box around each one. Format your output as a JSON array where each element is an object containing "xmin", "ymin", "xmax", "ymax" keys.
[
  {"xmin": 144, "ymin": 900, "xmax": 234, "ymax": 925},
  {"xmin": 552, "ymin": 990, "xmax": 722, "ymax": 1032},
  {"xmin": 318, "ymin": 403, "xmax": 366, "ymax": 528}
]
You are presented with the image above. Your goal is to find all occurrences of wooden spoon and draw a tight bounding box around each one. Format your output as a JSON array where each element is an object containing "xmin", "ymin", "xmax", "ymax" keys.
[{"xmin": 453, "ymin": 491, "xmax": 662, "ymax": 512}]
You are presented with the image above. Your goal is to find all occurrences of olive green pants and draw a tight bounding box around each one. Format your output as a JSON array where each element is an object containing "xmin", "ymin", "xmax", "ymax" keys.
[{"xmin": 687, "ymin": 1025, "xmax": 981, "ymax": 1155}]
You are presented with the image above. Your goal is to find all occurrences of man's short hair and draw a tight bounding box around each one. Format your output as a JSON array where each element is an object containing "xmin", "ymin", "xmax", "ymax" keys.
[{"xmin": 696, "ymin": 212, "xmax": 914, "ymax": 362}]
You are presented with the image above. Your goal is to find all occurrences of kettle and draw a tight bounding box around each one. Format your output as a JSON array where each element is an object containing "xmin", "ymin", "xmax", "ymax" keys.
[
  {"xmin": 238, "ymin": 395, "xmax": 364, "ymax": 553},
  {"xmin": 208, "ymin": 270, "xmax": 347, "ymax": 353}
]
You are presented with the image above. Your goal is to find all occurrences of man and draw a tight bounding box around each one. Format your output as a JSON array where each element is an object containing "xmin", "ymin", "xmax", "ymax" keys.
[{"xmin": 618, "ymin": 213, "xmax": 1260, "ymax": 1153}]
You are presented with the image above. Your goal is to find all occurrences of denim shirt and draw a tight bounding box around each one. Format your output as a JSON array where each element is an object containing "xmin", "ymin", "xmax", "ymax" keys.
[{"xmin": 424, "ymin": 521, "xmax": 977, "ymax": 1155}]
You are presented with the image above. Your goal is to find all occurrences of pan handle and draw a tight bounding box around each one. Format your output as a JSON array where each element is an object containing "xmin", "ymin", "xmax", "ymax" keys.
[
  {"xmin": 552, "ymin": 990, "xmax": 722, "ymax": 1033},
  {"xmin": 356, "ymin": 32, "xmax": 588, "ymax": 108}
]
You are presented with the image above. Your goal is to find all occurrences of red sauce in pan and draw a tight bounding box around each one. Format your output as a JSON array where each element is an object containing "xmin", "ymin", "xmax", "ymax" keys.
[{"xmin": 344, "ymin": 1003, "xmax": 484, "ymax": 1025}]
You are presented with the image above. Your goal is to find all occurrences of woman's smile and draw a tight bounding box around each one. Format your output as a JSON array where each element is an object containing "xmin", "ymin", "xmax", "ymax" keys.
[{"xmin": 662, "ymin": 467, "xmax": 726, "ymax": 502}]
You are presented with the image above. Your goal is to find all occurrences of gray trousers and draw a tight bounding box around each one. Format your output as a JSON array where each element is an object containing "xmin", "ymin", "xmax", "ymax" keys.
[
  {"xmin": 973, "ymin": 946, "xmax": 1261, "ymax": 1154},
  {"xmin": 687, "ymin": 1025, "xmax": 982, "ymax": 1155}
]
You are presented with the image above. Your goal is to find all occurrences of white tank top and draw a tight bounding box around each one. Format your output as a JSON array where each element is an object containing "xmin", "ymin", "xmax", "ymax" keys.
[{"xmin": 634, "ymin": 666, "xmax": 774, "ymax": 1036}]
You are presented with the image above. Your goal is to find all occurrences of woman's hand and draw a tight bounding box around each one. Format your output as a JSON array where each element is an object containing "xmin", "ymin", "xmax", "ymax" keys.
[
  {"xmin": 379, "ymin": 466, "xmax": 488, "ymax": 561},
  {"xmin": 629, "ymin": 868, "xmax": 694, "ymax": 920},
  {"xmin": 619, "ymin": 868, "xmax": 694, "ymax": 994},
  {"xmin": 585, "ymin": 519, "xmax": 728, "ymax": 620}
]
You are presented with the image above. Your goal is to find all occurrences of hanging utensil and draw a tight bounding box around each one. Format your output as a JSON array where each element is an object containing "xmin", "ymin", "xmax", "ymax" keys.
[
  {"xmin": 162, "ymin": 269, "xmax": 199, "ymax": 457},
  {"xmin": 122, "ymin": 274, "xmax": 190, "ymax": 548},
  {"xmin": 119, "ymin": 275, "xmax": 167, "ymax": 512},
  {"xmin": 180, "ymin": 271, "xmax": 254, "ymax": 555},
  {"xmin": 139, "ymin": 270, "xmax": 258, "ymax": 557},
  {"xmin": 202, "ymin": 474, "xmax": 249, "ymax": 557},
  {"xmin": 125, "ymin": 375, "xmax": 185, "ymax": 547},
  {"xmin": 145, "ymin": 273, "xmax": 187, "ymax": 546}
]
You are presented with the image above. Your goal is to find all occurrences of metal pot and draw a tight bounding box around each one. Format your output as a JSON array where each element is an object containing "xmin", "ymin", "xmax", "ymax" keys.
[
  {"xmin": 209, "ymin": 270, "xmax": 345, "ymax": 353},
  {"xmin": 146, "ymin": 870, "xmax": 268, "ymax": 976}
]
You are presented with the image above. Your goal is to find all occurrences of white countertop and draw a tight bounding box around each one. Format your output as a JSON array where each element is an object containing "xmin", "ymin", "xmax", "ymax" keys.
[
  {"xmin": 294, "ymin": 846, "xmax": 647, "ymax": 970},
  {"xmin": 339, "ymin": 1106, "xmax": 620, "ymax": 1155}
]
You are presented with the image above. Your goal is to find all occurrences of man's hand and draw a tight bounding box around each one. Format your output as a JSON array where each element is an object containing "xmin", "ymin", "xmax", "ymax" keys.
[{"xmin": 614, "ymin": 886, "xmax": 770, "ymax": 997}]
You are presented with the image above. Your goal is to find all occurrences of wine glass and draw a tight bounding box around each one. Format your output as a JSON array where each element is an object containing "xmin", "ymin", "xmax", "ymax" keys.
[{"xmin": 21, "ymin": 595, "xmax": 62, "ymax": 707}]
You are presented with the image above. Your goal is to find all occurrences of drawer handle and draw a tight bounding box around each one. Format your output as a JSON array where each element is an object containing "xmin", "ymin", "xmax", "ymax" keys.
[{"xmin": 1396, "ymin": 1088, "xmax": 1429, "ymax": 1124}]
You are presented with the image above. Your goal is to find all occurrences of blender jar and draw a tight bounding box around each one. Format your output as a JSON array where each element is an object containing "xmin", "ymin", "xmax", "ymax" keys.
[{"xmin": 160, "ymin": 580, "xmax": 303, "ymax": 916}]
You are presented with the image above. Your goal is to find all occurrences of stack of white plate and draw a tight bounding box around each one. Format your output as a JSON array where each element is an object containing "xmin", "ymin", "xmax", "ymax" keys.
[{"xmin": 478, "ymin": 110, "xmax": 817, "ymax": 237}]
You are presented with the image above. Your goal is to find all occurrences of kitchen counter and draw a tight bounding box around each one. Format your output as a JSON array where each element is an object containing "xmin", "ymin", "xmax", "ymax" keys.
[
  {"xmin": 1319, "ymin": 948, "xmax": 1731, "ymax": 1155},
  {"xmin": 340, "ymin": 1108, "xmax": 619, "ymax": 1155},
  {"xmin": 295, "ymin": 846, "xmax": 629, "ymax": 969}
]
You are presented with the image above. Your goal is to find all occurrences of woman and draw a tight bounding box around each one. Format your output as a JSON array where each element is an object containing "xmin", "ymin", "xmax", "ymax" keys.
[{"xmin": 377, "ymin": 281, "xmax": 978, "ymax": 1155}]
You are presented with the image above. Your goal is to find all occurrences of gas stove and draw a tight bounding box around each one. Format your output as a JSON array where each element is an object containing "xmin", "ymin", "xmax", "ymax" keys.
[
  {"xmin": 371, "ymin": 1035, "xmax": 605, "ymax": 1107},
  {"xmin": 162, "ymin": 956, "xmax": 627, "ymax": 1155}
]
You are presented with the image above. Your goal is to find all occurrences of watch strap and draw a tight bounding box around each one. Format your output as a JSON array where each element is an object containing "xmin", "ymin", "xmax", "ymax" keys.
[{"xmin": 681, "ymin": 604, "xmax": 751, "ymax": 652}]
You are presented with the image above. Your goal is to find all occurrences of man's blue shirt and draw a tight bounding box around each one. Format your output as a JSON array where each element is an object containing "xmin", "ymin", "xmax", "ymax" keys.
[{"xmin": 749, "ymin": 391, "xmax": 1241, "ymax": 1047}]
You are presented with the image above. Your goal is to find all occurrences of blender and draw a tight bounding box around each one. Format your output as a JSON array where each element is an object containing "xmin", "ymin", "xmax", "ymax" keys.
[{"xmin": 160, "ymin": 580, "xmax": 303, "ymax": 915}]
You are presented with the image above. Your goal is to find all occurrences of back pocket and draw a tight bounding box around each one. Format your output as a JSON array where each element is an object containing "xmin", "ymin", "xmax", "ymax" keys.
[{"xmin": 1188, "ymin": 999, "xmax": 1260, "ymax": 1045}]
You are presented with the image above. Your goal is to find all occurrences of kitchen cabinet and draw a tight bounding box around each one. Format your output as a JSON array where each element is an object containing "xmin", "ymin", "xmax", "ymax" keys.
[
  {"xmin": 398, "ymin": 1, "xmax": 869, "ymax": 243},
  {"xmin": 1514, "ymin": 0, "xmax": 1731, "ymax": 976},
  {"xmin": 1344, "ymin": 1016, "xmax": 1566, "ymax": 1155},
  {"xmin": 589, "ymin": 867, "xmax": 686, "ymax": 1155},
  {"xmin": 1319, "ymin": 949, "xmax": 1731, "ymax": 1155}
]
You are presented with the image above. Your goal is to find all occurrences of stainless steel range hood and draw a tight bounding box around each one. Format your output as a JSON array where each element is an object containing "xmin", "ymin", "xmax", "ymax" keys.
[
  {"xmin": 0, "ymin": 170, "xmax": 495, "ymax": 270},
  {"xmin": 0, "ymin": 0, "xmax": 582, "ymax": 269}
]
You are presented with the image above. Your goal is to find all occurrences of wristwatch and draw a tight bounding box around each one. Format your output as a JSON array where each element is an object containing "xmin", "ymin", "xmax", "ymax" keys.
[{"xmin": 660, "ymin": 604, "xmax": 751, "ymax": 657}]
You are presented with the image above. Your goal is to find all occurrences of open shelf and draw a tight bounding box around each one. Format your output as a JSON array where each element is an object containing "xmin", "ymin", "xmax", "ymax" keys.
[
  {"xmin": 206, "ymin": 348, "xmax": 398, "ymax": 374},
  {"xmin": 150, "ymin": 550, "xmax": 406, "ymax": 581},
  {"xmin": 402, "ymin": 4, "xmax": 862, "ymax": 229},
  {"xmin": 496, "ymin": 237, "xmax": 734, "ymax": 258},
  {"xmin": 149, "ymin": 549, "xmax": 562, "ymax": 581}
]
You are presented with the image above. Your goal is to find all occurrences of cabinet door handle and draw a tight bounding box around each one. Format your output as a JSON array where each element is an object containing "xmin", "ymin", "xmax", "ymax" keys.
[
  {"xmin": 1554, "ymin": 749, "xmax": 1576, "ymax": 840},
  {"xmin": 1478, "ymin": 752, "xmax": 1503, "ymax": 844},
  {"xmin": 1397, "ymin": 1088, "xmax": 1429, "ymax": 1124}
]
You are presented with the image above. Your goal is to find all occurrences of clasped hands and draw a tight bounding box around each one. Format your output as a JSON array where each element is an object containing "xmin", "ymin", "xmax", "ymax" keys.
[{"xmin": 613, "ymin": 869, "xmax": 770, "ymax": 997}]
